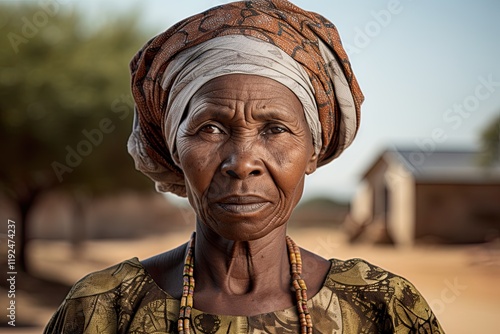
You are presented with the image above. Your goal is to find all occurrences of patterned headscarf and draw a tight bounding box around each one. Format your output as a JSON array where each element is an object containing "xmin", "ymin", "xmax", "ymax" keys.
[{"xmin": 128, "ymin": 0, "xmax": 364, "ymax": 196}]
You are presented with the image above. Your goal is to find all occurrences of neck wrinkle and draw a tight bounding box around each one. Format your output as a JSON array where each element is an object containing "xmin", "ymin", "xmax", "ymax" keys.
[
  {"xmin": 194, "ymin": 224, "xmax": 290, "ymax": 297},
  {"xmin": 225, "ymin": 241, "xmax": 254, "ymax": 295}
]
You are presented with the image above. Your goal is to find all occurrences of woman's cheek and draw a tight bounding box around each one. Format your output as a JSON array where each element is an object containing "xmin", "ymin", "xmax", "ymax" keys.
[
  {"xmin": 178, "ymin": 140, "xmax": 222, "ymax": 196},
  {"xmin": 268, "ymin": 138, "xmax": 310, "ymax": 170},
  {"xmin": 270, "ymin": 143, "xmax": 310, "ymax": 193},
  {"xmin": 179, "ymin": 137, "xmax": 216, "ymax": 167}
]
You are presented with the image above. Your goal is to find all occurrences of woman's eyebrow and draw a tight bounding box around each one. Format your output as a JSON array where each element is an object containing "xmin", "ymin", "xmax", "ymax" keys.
[
  {"xmin": 252, "ymin": 105, "xmax": 299, "ymax": 122},
  {"xmin": 188, "ymin": 105, "xmax": 234, "ymax": 122},
  {"xmin": 253, "ymin": 112, "xmax": 295, "ymax": 124},
  {"xmin": 188, "ymin": 100, "xmax": 299, "ymax": 122}
]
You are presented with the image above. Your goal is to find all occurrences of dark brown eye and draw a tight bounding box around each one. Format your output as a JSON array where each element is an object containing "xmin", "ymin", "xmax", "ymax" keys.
[
  {"xmin": 264, "ymin": 125, "xmax": 288, "ymax": 135},
  {"xmin": 200, "ymin": 124, "xmax": 224, "ymax": 134}
]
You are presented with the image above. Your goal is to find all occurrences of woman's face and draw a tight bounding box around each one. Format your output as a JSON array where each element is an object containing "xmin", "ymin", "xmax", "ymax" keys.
[{"xmin": 176, "ymin": 74, "xmax": 317, "ymax": 241}]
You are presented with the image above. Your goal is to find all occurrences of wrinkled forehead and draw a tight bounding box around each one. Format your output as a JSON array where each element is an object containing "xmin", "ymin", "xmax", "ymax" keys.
[{"xmin": 185, "ymin": 73, "xmax": 307, "ymax": 124}]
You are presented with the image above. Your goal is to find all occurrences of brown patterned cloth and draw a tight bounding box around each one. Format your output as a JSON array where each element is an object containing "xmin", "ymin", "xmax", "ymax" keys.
[
  {"xmin": 44, "ymin": 257, "xmax": 444, "ymax": 333},
  {"xmin": 128, "ymin": 0, "xmax": 364, "ymax": 196}
]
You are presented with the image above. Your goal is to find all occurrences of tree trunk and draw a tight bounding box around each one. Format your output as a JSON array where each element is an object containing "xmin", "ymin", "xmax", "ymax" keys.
[{"xmin": 17, "ymin": 187, "xmax": 40, "ymax": 273}]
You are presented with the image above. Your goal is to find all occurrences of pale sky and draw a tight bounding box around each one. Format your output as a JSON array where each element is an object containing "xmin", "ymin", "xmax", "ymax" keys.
[{"xmin": 67, "ymin": 0, "xmax": 500, "ymax": 201}]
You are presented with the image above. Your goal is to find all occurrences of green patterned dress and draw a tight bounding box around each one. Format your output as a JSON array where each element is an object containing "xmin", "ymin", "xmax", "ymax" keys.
[{"xmin": 44, "ymin": 257, "xmax": 444, "ymax": 333}]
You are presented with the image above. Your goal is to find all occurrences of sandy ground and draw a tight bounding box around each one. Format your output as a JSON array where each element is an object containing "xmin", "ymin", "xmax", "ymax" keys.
[{"xmin": 2, "ymin": 227, "xmax": 500, "ymax": 333}]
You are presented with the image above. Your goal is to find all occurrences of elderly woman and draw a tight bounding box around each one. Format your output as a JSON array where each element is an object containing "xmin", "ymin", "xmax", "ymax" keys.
[{"xmin": 45, "ymin": 1, "xmax": 444, "ymax": 333}]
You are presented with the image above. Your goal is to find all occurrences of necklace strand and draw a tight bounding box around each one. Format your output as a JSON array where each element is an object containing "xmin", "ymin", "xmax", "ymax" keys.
[
  {"xmin": 178, "ymin": 234, "xmax": 195, "ymax": 334},
  {"xmin": 178, "ymin": 232, "xmax": 313, "ymax": 334}
]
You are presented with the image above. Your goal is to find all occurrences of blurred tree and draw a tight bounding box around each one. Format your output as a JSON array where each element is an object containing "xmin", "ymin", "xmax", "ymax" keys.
[
  {"xmin": 0, "ymin": 3, "xmax": 153, "ymax": 271},
  {"xmin": 479, "ymin": 113, "xmax": 500, "ymax": 167}
]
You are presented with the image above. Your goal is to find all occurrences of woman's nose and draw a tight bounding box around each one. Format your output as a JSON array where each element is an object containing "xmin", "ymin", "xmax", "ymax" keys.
[{"xmin": 220, "ymin": 149, "xmax": 264, "ymax": 179}]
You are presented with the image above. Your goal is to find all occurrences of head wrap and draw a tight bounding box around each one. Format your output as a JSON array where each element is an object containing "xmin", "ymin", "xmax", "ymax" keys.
[{"xmin": 128, "ymin": 0, "xmax": 364, "ymax": 196}]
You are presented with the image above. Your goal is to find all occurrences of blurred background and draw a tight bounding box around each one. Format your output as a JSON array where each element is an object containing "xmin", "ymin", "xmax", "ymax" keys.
[{"xmin": 1, "ymin": 0, "xmax": 499, "ymax": 333}]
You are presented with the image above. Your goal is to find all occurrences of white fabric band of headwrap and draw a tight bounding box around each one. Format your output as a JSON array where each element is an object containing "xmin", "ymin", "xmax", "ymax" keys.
[
  {"xmin": 161, "ymin": 35, "xmax": 321, "ymax": 165},
  {"xmin": 317, "ymin": 39, "xmax": 357, "ymax": 159}
]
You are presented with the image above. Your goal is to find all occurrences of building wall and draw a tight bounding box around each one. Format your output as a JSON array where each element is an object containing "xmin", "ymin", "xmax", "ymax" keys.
[
  {"xmin": 386, "ymin": 162, "xmax": 415, "ymax": 246},
  {"xmin": 415, "ymin": 183, "xmax": 500, "ymax": 243},
  {"xmin": 364, "ymin": 158, "xmax": 389, "ymax": 221},
  {"xmin": 350, "ymin": 181, "xmax": 373, "ymax": 224}
]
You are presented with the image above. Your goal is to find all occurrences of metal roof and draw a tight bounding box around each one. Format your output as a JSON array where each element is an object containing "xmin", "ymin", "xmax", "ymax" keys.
[{"xmin": 386, "ymin": 148, "xmax": 500, "ymax": 183}]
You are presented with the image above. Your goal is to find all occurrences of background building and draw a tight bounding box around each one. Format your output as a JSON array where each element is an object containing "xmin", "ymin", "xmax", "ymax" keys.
[{"xmin": 349, "ymin": 148, "xmax": 500, "ymax": 246}]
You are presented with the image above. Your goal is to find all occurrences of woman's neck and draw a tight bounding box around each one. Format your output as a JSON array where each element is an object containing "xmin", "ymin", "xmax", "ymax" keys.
[
  {"xmin": 192, "ymin": 222, "xmax": 295, "ymax": 315},
  {"xmin": 194, "ymin": 222, "xmax": 290, "ymax": 296}
]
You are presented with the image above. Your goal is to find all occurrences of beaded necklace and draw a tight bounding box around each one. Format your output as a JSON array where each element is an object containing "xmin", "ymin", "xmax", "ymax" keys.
[{"xmin": 177, "ymin": 232, "xmax": 313, "ymax": 334}]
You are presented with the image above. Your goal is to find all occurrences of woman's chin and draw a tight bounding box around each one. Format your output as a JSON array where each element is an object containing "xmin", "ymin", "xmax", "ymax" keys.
[{"xmin": 199, "ymin": 212, "xmax": 287, "ymax": 242}]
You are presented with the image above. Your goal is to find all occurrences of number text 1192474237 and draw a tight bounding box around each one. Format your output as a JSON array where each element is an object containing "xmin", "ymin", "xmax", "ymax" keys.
[{"xmin": 6, "ymin": 219, "xmax": 16, "ymax": 326}]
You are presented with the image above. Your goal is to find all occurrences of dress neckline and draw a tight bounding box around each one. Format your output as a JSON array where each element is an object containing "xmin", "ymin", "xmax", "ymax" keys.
[{"xmin": 133, "ymin": 257, "xmax": 335, "ymax": 318}]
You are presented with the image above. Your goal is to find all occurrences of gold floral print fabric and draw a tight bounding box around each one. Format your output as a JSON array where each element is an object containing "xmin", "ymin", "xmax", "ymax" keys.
[{"xmin": 44, "ymin": 258, "xmax": 444, "ymax": 333}]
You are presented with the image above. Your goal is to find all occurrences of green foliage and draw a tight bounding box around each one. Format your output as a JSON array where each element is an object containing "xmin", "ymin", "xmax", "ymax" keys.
[
  {"xmin": 479, "ymin": 113, "xmax": 500, "ymax": 167},
  {"xmin": 0, "ymin": 3, "xmax": 153, "ymax": 195}
]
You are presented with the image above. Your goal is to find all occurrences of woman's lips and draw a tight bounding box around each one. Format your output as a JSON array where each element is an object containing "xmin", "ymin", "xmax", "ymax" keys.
[
  {"xmin": 218, "ymin": 202, "xmax": 267, "ymax": 213},
  {"xmin": 215, "ymin": 196, "xmax": 270, "ymax": 214}
]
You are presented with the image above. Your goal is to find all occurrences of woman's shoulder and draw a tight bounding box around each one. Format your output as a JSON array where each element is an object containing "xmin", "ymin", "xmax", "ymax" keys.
[
  {"xmin": 323, "ymin": 257, "xmax": 443, "ymax": 332},
  {"xmin": 44, "ymin": 258, "xmax": 176, "ymax": 333},
  {"xmin": 326, "ymin": 257, "xmax": 403, "ymax": 287},
  {"xmin": 65, "ymin": 257, "xmax": 147, "ymax": 300},
  {"xmin": 63, "ymin": 242, "xmax": 187, "ymax": 302},
  {"xmin": 140, "ymin": 243, "xmax": 187, "ymax": 299},
  {"xmin": 324, "ymin": 257, "xmax": 428, "ymax": 305}
]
